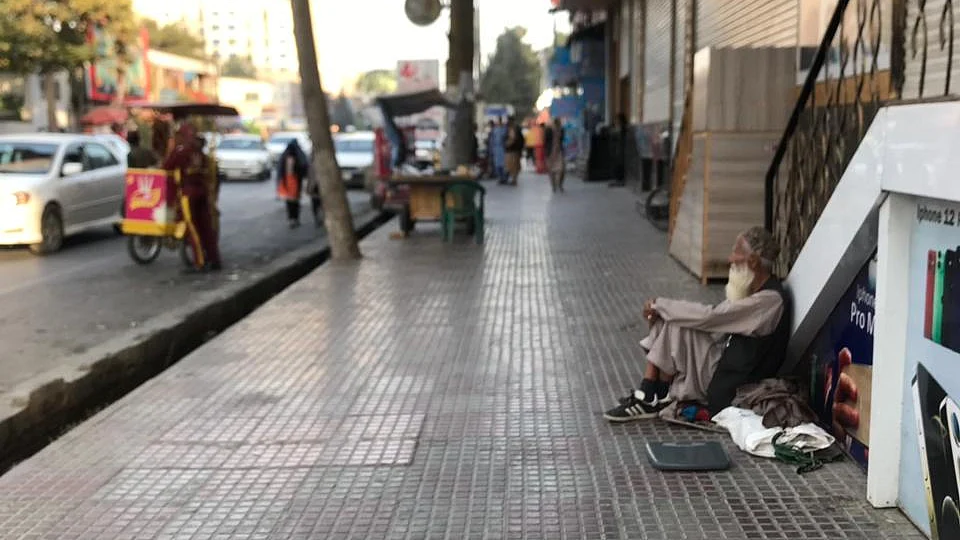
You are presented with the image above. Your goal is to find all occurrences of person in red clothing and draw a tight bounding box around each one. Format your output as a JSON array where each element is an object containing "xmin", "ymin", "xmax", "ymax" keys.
[{"xmin": 163, "ymin": 123, "xmax": 222, "ymax": 272}]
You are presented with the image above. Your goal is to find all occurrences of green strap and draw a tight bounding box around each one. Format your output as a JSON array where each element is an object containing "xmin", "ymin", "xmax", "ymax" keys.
[{"xmin": 772, "ymin": 432, "xmax": 842, "ymax": 474}]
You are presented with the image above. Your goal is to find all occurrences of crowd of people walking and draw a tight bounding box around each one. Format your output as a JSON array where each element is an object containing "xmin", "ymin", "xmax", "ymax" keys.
[{"xmin": 484, "ymin": 116, "xmax": 567, "ymax": 193}]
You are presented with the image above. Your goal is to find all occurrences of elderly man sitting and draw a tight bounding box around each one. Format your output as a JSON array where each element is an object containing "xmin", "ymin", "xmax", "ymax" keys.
[{"xmin": 604, "ymin": 226, "xmax": 790, "ymax": 422}]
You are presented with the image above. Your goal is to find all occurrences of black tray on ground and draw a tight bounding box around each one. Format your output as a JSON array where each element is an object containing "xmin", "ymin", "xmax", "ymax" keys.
[{"xmin": 645, "ymin": 441, "xmax": 731, "ymax": 471}]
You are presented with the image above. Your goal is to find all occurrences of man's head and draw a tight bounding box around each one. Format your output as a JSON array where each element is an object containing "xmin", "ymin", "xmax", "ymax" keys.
[
  {"xmin": 726, "ymin": 226, "xmax": 779, "ymax": 301},
  {"xmin": 176, "ymin": 123, "xmax": 198, "ymax": 147},
  {"xmin": 553, "ymin": 117, "xmax": 562, "ymax": 129}
]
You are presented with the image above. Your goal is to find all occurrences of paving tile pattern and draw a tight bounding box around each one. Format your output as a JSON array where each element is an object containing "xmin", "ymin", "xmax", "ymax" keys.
[{"xmin": 0, "ymin": 176, "xmax": 923, "ymax": 539}]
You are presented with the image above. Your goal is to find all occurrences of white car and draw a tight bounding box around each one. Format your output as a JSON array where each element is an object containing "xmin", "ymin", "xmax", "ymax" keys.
[
  {"xmin": 0, "ymin": 134, "xmax": 125, "ymax": 255},
  {"xmin": 215, "ymin": 134, "xmax": 272, "ymax": 182},
  {"xmin": 94, "ymin": 133, "xmax": 131, "ymax": 159},
  {"xmin": 334, "ymin": 131, "xmax": 375, "ymax": 189},
  {"xmin": 267, "ymin": 131, "xmax": 312, "ymax": 164}
]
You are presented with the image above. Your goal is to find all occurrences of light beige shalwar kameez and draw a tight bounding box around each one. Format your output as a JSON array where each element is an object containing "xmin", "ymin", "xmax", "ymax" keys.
[{"xmin": 639, "ymin": 290, "xmax": 785, "ymax": 404}]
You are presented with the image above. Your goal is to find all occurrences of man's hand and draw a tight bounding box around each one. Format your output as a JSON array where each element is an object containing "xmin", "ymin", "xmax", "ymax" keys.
[{"xmin": 643, "ymin": 299, "xmax": 660, "ymax": 325}]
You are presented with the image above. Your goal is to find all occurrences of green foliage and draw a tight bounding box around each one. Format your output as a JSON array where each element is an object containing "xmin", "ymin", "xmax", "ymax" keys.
[
  {"xmin": 480, "ymin": 27, "xmax": 542, "ymax": 116},
  {"xmin": 0, "ymin": 0, "xmax": 136, "ymax": 74},
  {"xmin": 242, "ymin": 119, "xmax": 261, "ymax": 136},
  {"xmin": 354, "ymin": 69, "xmax": 397, "ymax": 96},
  {"xmin": 0, "ymin": 92, "xmax": 24, "ymax": 117},
  {"xmin": 221, "ymin": 56, "xmax": 257, "ymax": 79},
  {"xmin": 142, "ymin": 18, "xmax": 206, "ymax": 60}
]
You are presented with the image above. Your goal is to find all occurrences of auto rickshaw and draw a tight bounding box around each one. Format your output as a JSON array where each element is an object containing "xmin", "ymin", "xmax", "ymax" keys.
[{"xmin": 121, "ymin": 103, "xmax": 239, "ymax": 267}]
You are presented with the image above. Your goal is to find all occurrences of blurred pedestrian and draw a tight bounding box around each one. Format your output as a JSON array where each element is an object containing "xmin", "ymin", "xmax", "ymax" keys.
[
  {"xmin": 276, "ymin": 139, "xmax": 310, "ymax": 228},
  {"xmin": 305, "ymin": 149, "xmax": 324, "ymax": 228},
  {"xmin": 504, "ymin": 116, "xmax": 524, "ymax": 186},
  {"xmin": 546, "ymin": 117, "xmax": 566, "ymax": 193},
  {"xmin": 524, "ymin": 120, "xmax": 537, "ymax": 167},
  {"xmin": 125, "ymin": 131, "xmax": 159, "ymax": 168},
  {"xmin": 163, "ymin": 123, "xmax": 221, "ymax": 272},
  {"xmin": 491, "ymin": 118, "xmax": 507, "ymax": 183},
  {"xmin": 609, "ymin": 113, "xmax": 629, "ymax": 188}
]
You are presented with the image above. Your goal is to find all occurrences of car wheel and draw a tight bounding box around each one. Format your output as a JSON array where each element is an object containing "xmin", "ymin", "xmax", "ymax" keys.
[{"xmin": 29, "ymin": 205, "xmax": 64, "ymax": 255}]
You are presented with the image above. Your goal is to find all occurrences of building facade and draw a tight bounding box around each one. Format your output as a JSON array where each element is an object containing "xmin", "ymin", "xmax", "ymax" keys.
[
  {"xmin": 132, "ymin": 0, "xmax": 299, "ymax": 77},
  {"xmin": 146, "ymin": 50, "xmax": 218, "ymax": 104}
]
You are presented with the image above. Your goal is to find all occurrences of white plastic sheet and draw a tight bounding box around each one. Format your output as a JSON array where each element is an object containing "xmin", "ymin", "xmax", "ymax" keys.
[{"xmin": 712, "ymin": 407, "xmax": 835, "ymax": 458}]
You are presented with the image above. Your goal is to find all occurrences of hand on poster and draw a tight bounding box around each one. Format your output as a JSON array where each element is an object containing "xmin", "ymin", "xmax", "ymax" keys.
[{"xmin": 832, "ymin": 347, "xmax": 860, "ymax": 439}]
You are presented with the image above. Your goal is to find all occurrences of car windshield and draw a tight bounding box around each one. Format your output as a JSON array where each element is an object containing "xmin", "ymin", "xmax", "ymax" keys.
[
  {"xmin": 0, "ymin": 142, "xmax": 58, "ymax": 174},
  {"xmin": 335, "ymin": 139, "xmax": 374, "ymax": 153},
  {"xmin": 218, "ymin": 139, "xmax": 262, "ymax": 150},
  {"xmin": 270, "ymin": 136, "xmax": 298, "ymax": 146}
]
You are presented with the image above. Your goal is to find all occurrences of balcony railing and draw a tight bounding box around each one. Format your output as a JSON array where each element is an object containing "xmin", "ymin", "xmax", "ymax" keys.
[{"xmin": 764, "ymin": 0, "xmax": 957, "ymax": 274}]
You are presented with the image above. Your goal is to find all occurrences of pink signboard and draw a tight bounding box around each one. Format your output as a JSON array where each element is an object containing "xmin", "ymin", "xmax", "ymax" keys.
[{"xmin": 125, "ymin": 169, "xmax": 175, "ymax": 224}]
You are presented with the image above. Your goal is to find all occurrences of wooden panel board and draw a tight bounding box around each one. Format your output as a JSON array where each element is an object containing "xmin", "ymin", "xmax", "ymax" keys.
[
  {"xmin": 669, "ymin": 134, "xmax": 707, "ymax": 274},
  {"xmin": 692, "ymin": 47, "xmax": 796, "ymax": 133},
  {"xmin": 702, "ymin": 132, "xmax": 780, "ymax": 280}
]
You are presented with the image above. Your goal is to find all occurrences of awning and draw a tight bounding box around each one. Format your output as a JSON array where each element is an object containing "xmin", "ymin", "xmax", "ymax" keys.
[
  {"xmin": 133, "ymin": 102, "xmax": 240, "ymax": 119},
  {"xmin": 553, "ymin": 0, "xmax": 616, "ymax": 12},
  {"xmin": 374, "ymin": 88, "xmax": 455, "ymax": 119},
  {"xmin": 566, "ymin": 21, "xmax": 606, "ymax": 46},
  {"xmin": 81, "ymin": 106, "xmax": 128, "ymax": 126}
]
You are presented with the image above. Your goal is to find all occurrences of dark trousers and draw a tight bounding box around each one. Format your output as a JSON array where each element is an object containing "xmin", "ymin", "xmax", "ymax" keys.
[
  {"xmin": 187, "ymin": 195, "xmax": 221, "ymax": 267},
  {"xmin": 285, "ymin": 198, "xmax": 322, "ymax": 221}
]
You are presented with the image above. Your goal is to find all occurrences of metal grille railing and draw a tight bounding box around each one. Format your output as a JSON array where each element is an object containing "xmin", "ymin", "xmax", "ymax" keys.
[{"xmin": 764, "ymin": 0, "xmax": 957, "ymax": 275}]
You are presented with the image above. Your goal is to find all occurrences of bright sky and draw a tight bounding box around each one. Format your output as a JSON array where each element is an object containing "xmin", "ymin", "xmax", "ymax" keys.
[{"xmin": 313, "ymin": 0, "xmax": 569, "ymax": 93}]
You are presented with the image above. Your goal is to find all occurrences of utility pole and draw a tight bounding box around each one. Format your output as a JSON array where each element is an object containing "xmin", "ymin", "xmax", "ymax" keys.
[
  {"xmin": 290, "ymin": 0, "xmax": 361, "ymax": 259},
  {"xmin": 442, "ymin": 0, "xmax": 475, "ymax": 169}
]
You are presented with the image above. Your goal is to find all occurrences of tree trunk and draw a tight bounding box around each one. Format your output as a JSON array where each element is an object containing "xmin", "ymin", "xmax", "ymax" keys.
[
  {"xmin": 442, "ymin": 0, "xmax": 475, "ymax": 169},
  {"xmin": 43, "ymin": 73, "xmax": 58, "ymax": 131},
  {"xmin": 290, "ymin": 0, "xmax": 361, "ymax": 260}
]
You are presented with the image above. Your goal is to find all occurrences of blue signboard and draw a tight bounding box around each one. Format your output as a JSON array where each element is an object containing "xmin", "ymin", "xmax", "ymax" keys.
[{"xmin": 806, "ymin": 253, "xmax": 876, "ymax": 469}]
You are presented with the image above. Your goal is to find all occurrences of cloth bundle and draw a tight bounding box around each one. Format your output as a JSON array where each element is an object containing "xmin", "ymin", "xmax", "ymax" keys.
[{"xmin": 731, "ymin": 377, "xmax": 818, "ymax": 428}]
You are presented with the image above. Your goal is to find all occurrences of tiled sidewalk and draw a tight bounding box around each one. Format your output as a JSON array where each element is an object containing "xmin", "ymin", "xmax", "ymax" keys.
[{"xmin": 0, "ymin": 175, "xmax": 922, "ymax": 539}]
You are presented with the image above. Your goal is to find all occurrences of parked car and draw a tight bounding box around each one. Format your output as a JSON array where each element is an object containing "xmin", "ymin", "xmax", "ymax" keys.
[
  {"xmin": 267, "ymin": 131, "xmax": 311, "ymax": 164},
  {"xmin": 0, "ymin": 133, "xmax": 125, "ymax": 255},
  {"xmin": 215, "ymin": 134, "xmax": 272, "ymax": 182},
  {"xmin": 334, "ymin": 131, "xmax": 375, "ymax": 189},
  {"xmin": 94, "ymin": 133, "xmax": 131, "ymax": 160},
  {"xmin": 199, "ymin": 131, "xmax": 222, "ymax": 155}
]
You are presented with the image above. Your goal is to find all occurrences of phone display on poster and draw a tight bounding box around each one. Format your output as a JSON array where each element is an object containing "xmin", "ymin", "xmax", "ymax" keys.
[
  {"xmin": 804, "ymin": 254, "xmax": 876, "ymax": 469},
  {"xmin": 898, "ymin": 195, "xmax": 960, "ymax": 538}
]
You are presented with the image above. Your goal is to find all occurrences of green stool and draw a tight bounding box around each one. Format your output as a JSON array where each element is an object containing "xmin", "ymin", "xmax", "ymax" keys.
[{"xmin": 440, "ymin": 181, "xmax": 485, "ymax": 244}]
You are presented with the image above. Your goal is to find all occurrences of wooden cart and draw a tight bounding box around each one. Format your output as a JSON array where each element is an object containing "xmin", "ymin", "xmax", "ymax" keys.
[{"xmin": 389, "ymin": 173, "xmax": 480, "ymax": 235}]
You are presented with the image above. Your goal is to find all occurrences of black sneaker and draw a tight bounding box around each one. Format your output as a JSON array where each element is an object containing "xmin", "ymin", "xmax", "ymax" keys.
[{"xmin": 604, "ymin": 390, "xmax": 671, "ymax": 422}]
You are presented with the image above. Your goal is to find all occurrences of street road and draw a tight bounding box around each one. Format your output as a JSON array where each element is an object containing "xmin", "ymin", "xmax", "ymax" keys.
[{"xmin": 0, "ymin": 180, "xmax": 371, "ymax": 394}]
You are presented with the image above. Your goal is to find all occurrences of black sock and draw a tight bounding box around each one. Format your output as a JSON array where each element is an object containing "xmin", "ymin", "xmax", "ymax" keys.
[
  {"xmin": 655, "ymin": 381, "xmax": 669, "ymax": 399},
  {"xmin": 639, "ymin": 378, "xmax": 659, "ymax": 399}
]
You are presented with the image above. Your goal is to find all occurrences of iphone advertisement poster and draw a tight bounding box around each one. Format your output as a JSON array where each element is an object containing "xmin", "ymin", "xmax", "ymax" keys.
[
  {"xmin": 805, "ymin": 254, "xmax": 875, "ymax": 469},
  {"xmin": 900, "ymin": 196, "xmax": 960, "ymax": 538}
]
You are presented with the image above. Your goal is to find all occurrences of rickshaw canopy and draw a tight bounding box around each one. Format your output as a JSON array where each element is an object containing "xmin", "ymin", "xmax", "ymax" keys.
[{"xmin": 134, "ymin": 103, "xmax": 240, "ymax": 120}]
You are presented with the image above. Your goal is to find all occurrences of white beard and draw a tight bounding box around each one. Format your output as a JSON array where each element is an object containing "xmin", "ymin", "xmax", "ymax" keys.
[{"xmin": 725, "ymin": 264, "xmax": 755, "ymax": 302}]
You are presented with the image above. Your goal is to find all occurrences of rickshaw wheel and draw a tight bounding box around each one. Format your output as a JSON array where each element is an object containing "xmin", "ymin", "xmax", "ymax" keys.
[
  {"xmin": 127, "ymin": 235, "xmax": 162, "ymax": 264},
  {"xmin": 179, "ymin": 240, "xmax": 199, "ymax": 269}
]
